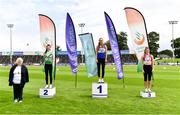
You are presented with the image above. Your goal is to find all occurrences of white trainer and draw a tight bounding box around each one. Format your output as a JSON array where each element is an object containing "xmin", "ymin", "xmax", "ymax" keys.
[
  {"xmin": 49, "ymin": 84, "xmax": 53, "ymax": 89},
  {"xmin": 101, "ymin": 79, "xmax": 104, "ymax": 83},
  {"xmin": 98, "ymin": 79, "xmax": 101, "ymax": 83},
  {"xmin": 14, "ymin": 99, "xmax": 18, "ymax": 103},
  {"xmin": 144, "ymin": 88, "xmax": 148, "ymax": 93},
  {"xmin": 19, "ymin": 100, "xmax": 23, "ymax": 103},
  {"xmin": 45, "ymin": 85, "xmax": 48, "ymax": 88},
  {"xmin": 148, "ymin": 89, "xmax": 152, "ymax": 92}
]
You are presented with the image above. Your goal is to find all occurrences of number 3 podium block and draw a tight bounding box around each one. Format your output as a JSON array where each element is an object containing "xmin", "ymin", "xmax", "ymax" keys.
[
  {"xmin": 92, "ymin": 83, "xmax": 108, "ymax": 98},
  {"xmin": 39, "ymin": 87, "xmax": 56, "ymax": 98},
  {"xmin": 140, "ymin": 91, "xmax": 156, "ymax": 98}
]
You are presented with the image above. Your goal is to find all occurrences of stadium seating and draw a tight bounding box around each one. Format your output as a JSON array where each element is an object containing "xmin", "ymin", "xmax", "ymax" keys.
[{"xmin": 0, "ymin": 54, "xmax": 137, "ymax": 65}]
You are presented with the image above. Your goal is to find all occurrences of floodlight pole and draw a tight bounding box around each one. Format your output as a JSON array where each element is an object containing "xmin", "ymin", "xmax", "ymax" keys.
[
  {"xmin": 78, "ymin": 23, "xmax": 85, "ymax": 63},
  {"xmin": 169, "ymin": 21, "xmax": 178, "ymax": 58},
  {"xmin": 78, "ymin": 23, "xmax": 85, "ymax": 34},
  {"xmin": 7, "ymin": 24, "xmax": 14, "ymax": 64}
]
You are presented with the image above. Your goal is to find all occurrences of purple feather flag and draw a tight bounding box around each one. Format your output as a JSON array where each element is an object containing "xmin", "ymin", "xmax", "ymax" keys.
[
  {"xmin": 104, "ymin": 12, "xmax": 124, "ymax": 79},
  {"xmin": 65, "ymin": 13, "xmax": 78, "ymax": 74}
]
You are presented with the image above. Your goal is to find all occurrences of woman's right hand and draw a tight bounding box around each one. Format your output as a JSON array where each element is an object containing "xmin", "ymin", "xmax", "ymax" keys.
[
  {"xmin": 96, "ymin": 59, "xmax": 98, "ymax": 63},
  {"xmin": 142, "ymin": 68, "xmax": 144, "ymax": 73},
  {"xmin": 9, "ymin": 82, "xmax": 13, "ymax": 86}
]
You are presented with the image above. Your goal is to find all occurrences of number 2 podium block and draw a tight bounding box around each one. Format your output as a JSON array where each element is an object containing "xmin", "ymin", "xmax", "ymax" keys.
[
  {"xmin": 39, "ymin": 87, "xmax": 56, "ymax": 98},
  {"xmin": 92, "ymin": 83, "xmax": 108, "ymax": 98},
  {"xmin": 140, "ymin": 91, "xmax": 156, "ymax": 98}
]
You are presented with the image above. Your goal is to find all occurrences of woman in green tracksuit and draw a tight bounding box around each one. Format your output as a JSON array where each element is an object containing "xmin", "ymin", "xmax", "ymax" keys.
[{"xmin": 43, "ymin": 44, "xmax": 53, "ymax": 89}]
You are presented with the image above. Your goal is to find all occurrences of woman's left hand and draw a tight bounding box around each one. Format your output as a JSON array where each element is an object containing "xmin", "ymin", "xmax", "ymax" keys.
[{"xmin": 152, "ymin": 68, "xmax": 154, "ymax": 72}]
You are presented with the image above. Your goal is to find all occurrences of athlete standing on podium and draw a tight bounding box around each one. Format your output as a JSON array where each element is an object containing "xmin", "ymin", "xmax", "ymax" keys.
[
  {"xmin": 96, "ymin": 38, "xmax": 107, "ymax": 83},
  {"xmin": 43, "ymin": 44, "xmax": 53, "ymax": 89},
  {"xmin": 141, "ymin": 47, "xmax": 154, "ymax": 92}
]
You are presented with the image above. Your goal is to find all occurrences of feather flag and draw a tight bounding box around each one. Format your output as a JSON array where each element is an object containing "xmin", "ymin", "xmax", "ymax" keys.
[
  {"xmin": 79, "ymin": 33, "xmax": 97, "ymax": 77},
  {"xmin": 124, "ymin": 7, "xmax": 149, "ymax": 72},
  {"xmin": 104, "ymin": 12, "xmax": 124, "ymax": 79},
  {"xmin": 65, "ymin": 13, "xmax": 78, "ymax": 74},
  {"xmin": 39, "ymin": 14, "xmax": 57, "ymax": 80}
]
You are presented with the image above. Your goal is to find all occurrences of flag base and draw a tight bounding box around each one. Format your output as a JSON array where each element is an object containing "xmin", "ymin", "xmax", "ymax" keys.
[
  {"xmin": 140, "ymin": 91, "xmax": 156, "ymax": 98},
  {"xmin": 92, "ymin": 83, "xmax": 108, "ymax": 98},
  {"xmin": 39, "ymin": 87, "xmax": 56, "ymax": 98}
]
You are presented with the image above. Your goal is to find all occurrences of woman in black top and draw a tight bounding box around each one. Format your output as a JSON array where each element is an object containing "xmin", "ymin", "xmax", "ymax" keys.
[{"xmin": 9, "ymin": 57, "xmax": 29, "ymax": 103}]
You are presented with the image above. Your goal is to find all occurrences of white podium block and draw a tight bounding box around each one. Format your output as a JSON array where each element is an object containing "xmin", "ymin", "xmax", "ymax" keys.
[
  {"xmin": 92, "ymin": 83, "xmax": 108, "ymax": 98},
  {"xmin": 140, "ymin": 91, "xmax": 156, "ymax": 98},
  {"xmin": 39, "ymin": 87, "xmax": 56, "ymax": 98}
]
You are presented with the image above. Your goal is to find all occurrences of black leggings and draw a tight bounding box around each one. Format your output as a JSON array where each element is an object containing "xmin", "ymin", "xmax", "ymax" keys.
[
  {"xmin": 13, "ymin": 84, "xmax": 24, "ymax": 100},
  {"xmin": 45, "ymin": 64, "xmax": 53, "ymax": 84},
  {"xmin": 143, "ymin": 65, "xmax": 152, "ymax": 81},
  {"xmin": 97, "ymin": 59, "xmax": 105, "ymax": 78}
]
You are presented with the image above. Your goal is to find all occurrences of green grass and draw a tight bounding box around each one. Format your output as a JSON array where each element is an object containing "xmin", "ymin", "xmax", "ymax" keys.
[{"xmin": 0, "ymin": 65, "xmax": 180, "ymax": 114}]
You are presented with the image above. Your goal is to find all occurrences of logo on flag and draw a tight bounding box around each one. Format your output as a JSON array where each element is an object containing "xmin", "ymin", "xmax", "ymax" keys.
[{"xmin": 134, "ymin": 32, "xmax": 145, "ymax": 45}]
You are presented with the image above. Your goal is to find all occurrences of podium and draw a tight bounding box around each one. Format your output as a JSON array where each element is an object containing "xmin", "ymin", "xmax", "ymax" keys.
[
  {"xmin": 92, "ymin": 83, "xmax": 108, "ymax": 98},
  {"xmin": 140, "ymin": 91, "xmax": 156, "ymax": 98},
  {"xmin": 39, "ymin": 87, "xmax": 56, "ymax": 98}
]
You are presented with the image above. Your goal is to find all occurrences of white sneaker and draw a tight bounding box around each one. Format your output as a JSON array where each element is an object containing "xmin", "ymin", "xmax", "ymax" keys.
[
  {"xmin": 45, "ymin": 85, "xmax": 48, "ymax": 88},
  {"xmin": 148, "ymin": 89, "xmax": 152, "ymax": 92},
  {"xmin": 144, "ymin": 88, "xmax": 148, "ymax": 93},
  {"xmin": 101, "ymin": 79, "xmax": 104, "ymax": 83},
  {"xmin": 19, "ymin": 100, "xmax": 23, "ymax": 103},
  {"xmin": 49, "ymin": 84, "xmax": 53, "ymax": 89},
  {"xmin": 14, "ymin": 99, "xmax": 18, "ymax": 103},
  {"xmin": 98, "ymin": 79, "xmax": 101, "ymax": 83}
]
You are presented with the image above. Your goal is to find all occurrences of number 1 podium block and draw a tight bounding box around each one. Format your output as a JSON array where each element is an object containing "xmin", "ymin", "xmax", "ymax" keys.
[
  {"xmin": 92, "ymin": 83, "xmax": 108, "ymax": 98},
  {"xmin": 39, "ymin": 87, "xmax": 56, "ymax": 98},
  {"xmin": 140, "ymin": 91, "xmax": 156, "ymax": 98}
]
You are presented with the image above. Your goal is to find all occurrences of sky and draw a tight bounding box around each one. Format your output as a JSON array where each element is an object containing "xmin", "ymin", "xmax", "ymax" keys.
[{"xmin": 0, "ymin": 0, "xmax": 180, "ymax": 52}]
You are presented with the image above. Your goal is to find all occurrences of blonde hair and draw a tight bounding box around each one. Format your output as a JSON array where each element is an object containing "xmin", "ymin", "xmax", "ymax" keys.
[{"xmin": 15, "ymin": 57, "xmax": 23, "ymax": 66}]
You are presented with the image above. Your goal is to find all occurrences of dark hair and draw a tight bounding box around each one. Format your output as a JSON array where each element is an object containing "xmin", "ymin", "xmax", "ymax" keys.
[
  {"xmin": 44, "ymin": 44, "xmax": 50, "ymax": 54},
  {"xmin": 97, "ymin": 38, "xmax": 103, "ymax": 48},
  {"xmin": 98, "ymin": 41, "xmax": 100, "ymax": 48},
  {"xmin": 144, "ymin": 47, "xmax": 149, "ymax": 54},
  {"xmin": 44, "ymin": 49, "xmax": 47, "ymax": 54}
]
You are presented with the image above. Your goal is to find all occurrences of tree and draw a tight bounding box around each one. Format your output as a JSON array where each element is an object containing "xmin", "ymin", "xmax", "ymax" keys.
[
  {"xmin": 174, "ymin": 49, "xmax": 180, "ymax": 58},
  {"xmin": 158, "ymin": 49, "xmax": 173, "ymax": 58},
  {"xmin": 171, "ymin": 37, "xmax": 180, "ymax": 58},
  {"xmin": 105, "ymin": 31, "xmax": 129, "ymax": 50},
  {"xmin": 148, "ymin": 31, "xmax": 159, "ymax": 58}
]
